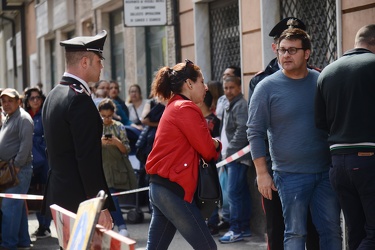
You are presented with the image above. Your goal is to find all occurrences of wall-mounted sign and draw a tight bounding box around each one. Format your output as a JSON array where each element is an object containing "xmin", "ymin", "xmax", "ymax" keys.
[{"xmin": 124, "ymin": 0, "xmax": 167, "ymax": 27}]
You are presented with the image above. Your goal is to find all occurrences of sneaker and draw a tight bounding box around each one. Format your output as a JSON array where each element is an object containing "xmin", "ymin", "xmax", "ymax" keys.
[
  {"xmin": 31, "ymin": 227, "xmax": 51, "ymax": 239},
  {"xmin": 208, "ymin": 224, "xmax": 219, "ymax": 236},
  {"xmin": 219, "ymin": 230, "xmax": 243, "ymax": 243},
  {"xmin": 241, "ymin": 229, "xmax": 252, "ymax": 237},
  {"xmin": 217, "ymin": 220, "xmax": 230, "ymax": 231},
  {"xmin": 119, "ymin": 229, "xmax": 129, "ymax": 237}
]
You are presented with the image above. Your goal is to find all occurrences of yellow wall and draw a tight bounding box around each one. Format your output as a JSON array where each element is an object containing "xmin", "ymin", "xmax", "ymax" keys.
[{"xmin": 341, "ymin": 1, "xmax": 375, "ymax": 52}]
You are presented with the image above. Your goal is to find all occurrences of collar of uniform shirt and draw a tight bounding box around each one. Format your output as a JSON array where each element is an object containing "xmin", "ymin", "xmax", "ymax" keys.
[{"xmin": 63, "ymin": 72, "xmax": 91, "ymax": 95}]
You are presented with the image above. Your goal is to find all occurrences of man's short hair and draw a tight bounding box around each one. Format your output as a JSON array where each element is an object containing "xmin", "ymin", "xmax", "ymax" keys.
[
  {"xmin": 278, "ymin": 28, "xmax": 312, "ymax": 51},
  {"xmin": 226, "ymin": 66, "xmax": 241, "ymax": 78},
  {"xmin": 65, "ymin": 51, "xmax": 94, "ymax": 66},
  {"xmin": 223, "ymin": 76, "xmax": 241, "ymax": 86},
  {"xmin": 355, "ymin": 24, "xmax": 375, "ymax": 47}
]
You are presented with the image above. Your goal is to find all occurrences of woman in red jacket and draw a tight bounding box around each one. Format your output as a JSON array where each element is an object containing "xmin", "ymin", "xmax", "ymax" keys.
[{"xmin": 145, "ymin": 60, "xmax": 221, "ymax": 250}]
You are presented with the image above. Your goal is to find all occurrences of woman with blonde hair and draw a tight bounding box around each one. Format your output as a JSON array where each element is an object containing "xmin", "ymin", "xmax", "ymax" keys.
[{"xmin": 127, "ymin": 84, "xmax": 147, "ymax": 130}]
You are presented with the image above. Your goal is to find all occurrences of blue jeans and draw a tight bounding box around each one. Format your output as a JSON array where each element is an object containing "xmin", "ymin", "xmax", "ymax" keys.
[
  {"xmin": 146, "ymin": 183, "xmax": 216, "ymax": 250},
  {"xmin": 273, "ymin": 170, "xmax": 342, "ymax": 250},
  {"xmin": 330, "ymin": 153, "xmax": 375, "ymax": 250},
  {"xmin": 226, "ymin": 162, "xmax": 251, "ymax": 233},
  {"xmin": 109, "ymin": 188, "xmax": 127, "ymax": 229},
  {"xmin": 1, "ymin": 165, "xmax": 33, "ymax": 249}
]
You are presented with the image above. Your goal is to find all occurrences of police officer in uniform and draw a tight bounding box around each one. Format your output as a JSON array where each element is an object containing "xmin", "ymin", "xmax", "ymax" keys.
[
  {"xmin": 247, "ymin": 18, "xmax": 320, "ymax": 250},
  {"xmin": 42, "ymin": 31, "xmax": 114, "ymax": 228}
]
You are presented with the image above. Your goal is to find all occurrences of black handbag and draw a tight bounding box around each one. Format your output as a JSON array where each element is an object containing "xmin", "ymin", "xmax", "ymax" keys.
[{"xmin": 195, "ymin": 158, "xmax": 222, "ymax": 220}]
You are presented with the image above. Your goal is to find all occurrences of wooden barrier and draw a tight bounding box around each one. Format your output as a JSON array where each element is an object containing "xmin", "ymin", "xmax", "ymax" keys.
[{"xmin": 50, "ymin": 204, "xmax": 136, "ymax": 250}]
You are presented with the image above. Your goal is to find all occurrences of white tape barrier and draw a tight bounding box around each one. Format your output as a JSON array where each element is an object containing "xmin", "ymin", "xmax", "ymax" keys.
[
  {"xmin": 0, "ymin": 145, "xmax": 251, "ymax": 200},
  {"xmin": 216, "ymin": 145, "xmax": 250, "ymax": 168}
]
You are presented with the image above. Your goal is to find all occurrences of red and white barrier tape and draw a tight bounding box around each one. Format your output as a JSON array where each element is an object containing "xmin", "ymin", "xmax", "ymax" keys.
[
  {"xmin": 0, "ymin": 187, "xmax": 150, "ymax": 200},
  {"xmin": 0, "ymin": 145, "xmax": 250, "ymax": 200},
  {"xmin": 111, "ymin": 186, "xmax": 149, "ymax": 197},
  {"xmin": 215, "ymin": 144, "xmax": 250, "ymax": 168},
  {"xmin": 0, "ymin": 193, "xmax": 43, "ymax": 200}
]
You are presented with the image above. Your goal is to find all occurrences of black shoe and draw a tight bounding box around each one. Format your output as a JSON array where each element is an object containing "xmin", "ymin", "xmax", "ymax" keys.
[
  {"xmin": 31, "ymin": 227, "xmax": 51, "ymax": 239},
  {"xmin": 217, "ymin": 221, "xmax": 230, "ymax": 231},
  {"xmin": 208, "ymin": 224, "xmax": 219, "ymax": 236}
]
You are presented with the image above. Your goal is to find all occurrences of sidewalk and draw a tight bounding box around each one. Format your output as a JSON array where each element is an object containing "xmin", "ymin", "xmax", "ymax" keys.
[
  {"xmin": 28, "ymin": 210, "xmax": 267, "ymax": 249},
  {"xmin": 28, "ymin": 212, "xmax": 60, "ymax": 250}
]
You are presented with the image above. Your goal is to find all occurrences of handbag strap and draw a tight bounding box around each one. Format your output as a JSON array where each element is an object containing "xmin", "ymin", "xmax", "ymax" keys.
[{"xmin": 133, "ymin": 105, "xmax": 140, "ymax": 121}]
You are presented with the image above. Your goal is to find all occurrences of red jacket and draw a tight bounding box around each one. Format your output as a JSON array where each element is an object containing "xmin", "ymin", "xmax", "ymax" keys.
[{"xmin": 146, "ymin": 94, "xmax": 221, "ymax": 202}]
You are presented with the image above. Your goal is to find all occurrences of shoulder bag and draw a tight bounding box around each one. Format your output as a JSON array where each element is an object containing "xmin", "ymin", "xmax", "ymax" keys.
[
  {"xmin": 0, "ymin": 159, "xmax": 19, "ymax": 190},
  {"xmin": 195, "ymin": 158, "xmax": 222, "ymax": 220}
]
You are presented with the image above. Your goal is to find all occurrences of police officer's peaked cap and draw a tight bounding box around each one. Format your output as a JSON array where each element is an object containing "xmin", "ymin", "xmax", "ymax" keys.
[
  {"xmin": 269, "ymin": 17, "xmax": 306, "ymax": 38},
  {"xmin": 60, "ymin": 30, "xmax": 107, "ymax": 59}
]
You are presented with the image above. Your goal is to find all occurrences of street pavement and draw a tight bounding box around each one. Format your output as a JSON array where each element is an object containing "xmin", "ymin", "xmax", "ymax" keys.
[{"xmin": 28, "ymin": 208, "xmax": 267, "ymax": 249}]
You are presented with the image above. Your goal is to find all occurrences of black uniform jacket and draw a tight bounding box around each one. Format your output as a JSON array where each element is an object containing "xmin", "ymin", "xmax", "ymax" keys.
[
  {"xmin": 41, "ymin": 76, "xmax": 115, "ymax": 216},
  {"xmin": 249, "ymin": 58, "xmax": 279, "ymax": 94}
]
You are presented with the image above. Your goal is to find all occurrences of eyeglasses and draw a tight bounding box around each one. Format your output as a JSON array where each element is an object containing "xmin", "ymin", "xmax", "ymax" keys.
[
  {"xmin": 184, "ymin": 59, "xmax": 194, "ymax": 75},
  {"xmin": 30, "ymin": 96, "xmax": 42, "ymax": 102},
  {"xmin": 277, "ymin": 47, "xmax": 304, "ymax": 55}
]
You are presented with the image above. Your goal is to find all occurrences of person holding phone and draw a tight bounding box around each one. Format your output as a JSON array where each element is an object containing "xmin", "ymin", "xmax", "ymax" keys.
[{"xmin": 98, "ymin": 98, "xmax": 137, "ymax": 237}]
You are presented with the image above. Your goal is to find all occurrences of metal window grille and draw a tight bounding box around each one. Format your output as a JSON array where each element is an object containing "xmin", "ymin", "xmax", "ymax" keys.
[
  {"xmin": 280, "ymin": 0, "xmax": 337, "ymax": 69},
  {"xmin": 209, "ymin": 0, "xmax": 240, "ymax": 81}
]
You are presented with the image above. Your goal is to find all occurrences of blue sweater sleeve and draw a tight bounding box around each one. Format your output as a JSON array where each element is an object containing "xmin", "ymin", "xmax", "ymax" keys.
[{"xmin": 247, "ymin": 80, "xmax": 270, "ymax": 160}]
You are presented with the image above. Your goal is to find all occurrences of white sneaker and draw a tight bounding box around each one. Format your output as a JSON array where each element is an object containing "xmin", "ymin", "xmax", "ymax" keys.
[{"xmin": 119, "ymin": 229, "xmax": 129, "ymax": 237}]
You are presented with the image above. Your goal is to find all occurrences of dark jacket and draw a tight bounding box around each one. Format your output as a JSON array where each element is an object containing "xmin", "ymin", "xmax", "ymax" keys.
[
  {"xmin": 315, "ymin": 48, "xmax": 375, "ymax": 152},
  {"xmin": 248, "ymin": 58, "xmax": 280, "ymax": 104},
  {"xmin": 222, "ymin": 93, "xmax": 249, "ymax": 161},
  {"xmin": 31, "ymin": 109, "xmax": 48, "ymax": 169},
  {"xmin": 42, "ymin": 76, "xmax": 114, "ymax": 216}
]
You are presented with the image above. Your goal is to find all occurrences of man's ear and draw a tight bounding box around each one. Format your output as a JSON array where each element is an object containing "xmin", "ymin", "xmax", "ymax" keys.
[
  {"xmin": 80, "ymin": 56, "xmax": 89, "ymax": 69},
  {"xmin": 271, "ymin": 43, "xmax": 278, "ymax": 54},
  {"xmin": 304, "ymin": 49, "xmax": 311, "ymax": 60}
]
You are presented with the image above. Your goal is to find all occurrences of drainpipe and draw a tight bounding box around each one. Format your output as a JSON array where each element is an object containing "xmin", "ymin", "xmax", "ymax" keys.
[
  {"xmin": 172, "ymin": 0, "xmax": 181, "ymax": 64},
  {"xmin": 20, "ymin": 4, "xmax": 28, "ymax": 88},
  {"xmin": 0, "ymin": 14, "xmax": 17, "ymax": 78},
  {"xmin": 336, "ymin": 0, "xmax": 342, "ymax": 58}
]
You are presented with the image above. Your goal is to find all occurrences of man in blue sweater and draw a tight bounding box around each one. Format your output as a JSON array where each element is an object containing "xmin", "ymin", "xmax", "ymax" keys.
[
  {"xmin": 247, "ymin": 28, "xmax": 342, "ymax": 249},
  {"xmin": 315, "ymin": 24, "xmax": 375, "ymax": 250},
  {"xmin": 247, "ymin": 17, "xmax": 320, "ymax": 250}
]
